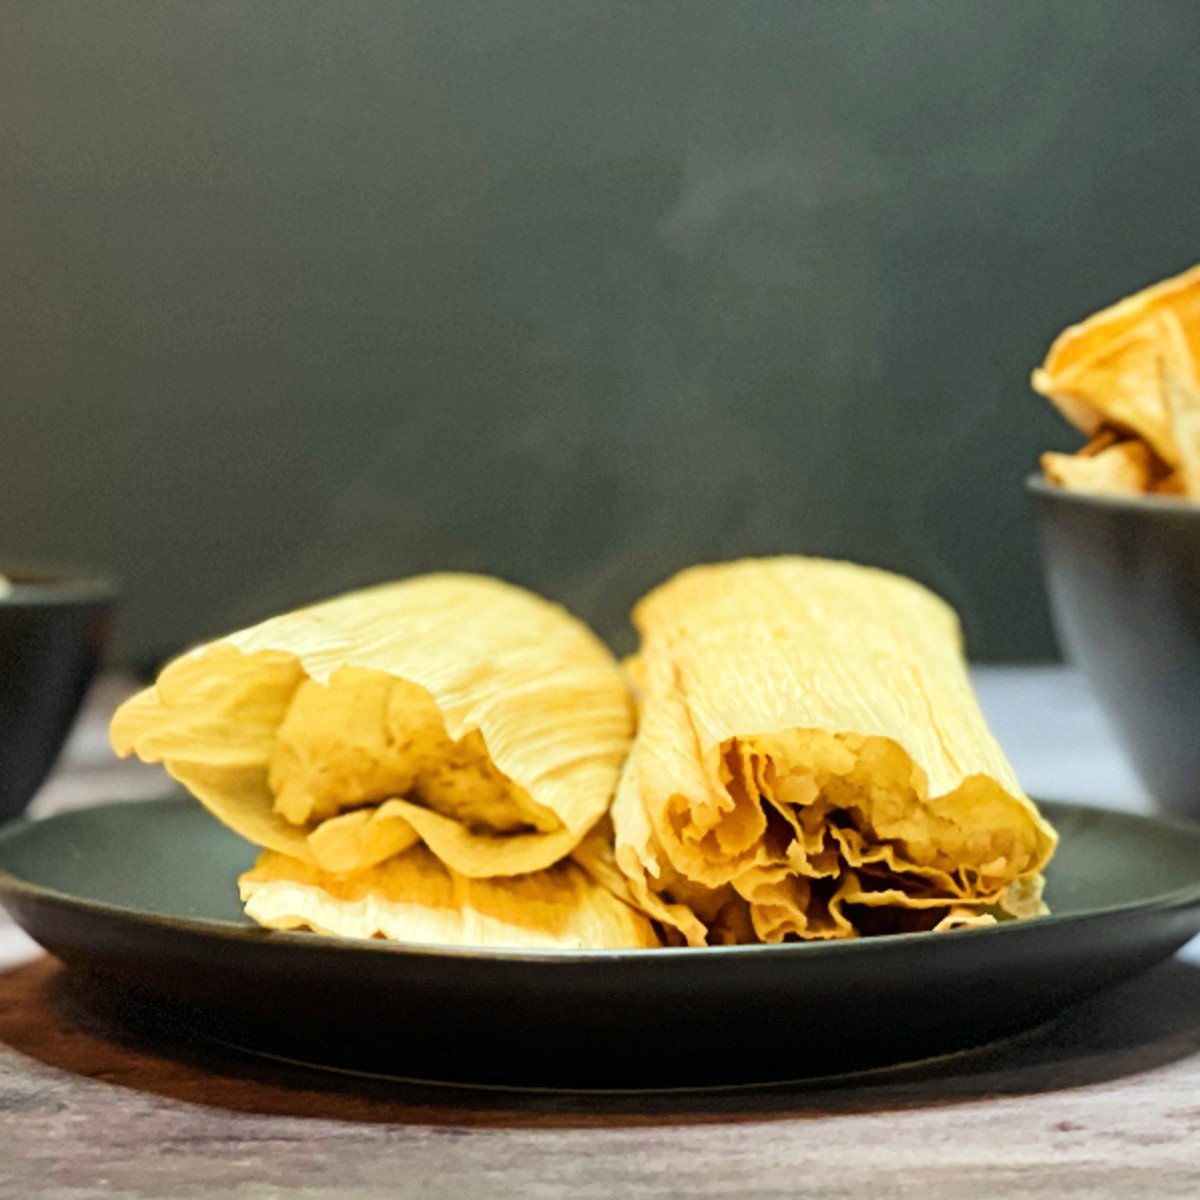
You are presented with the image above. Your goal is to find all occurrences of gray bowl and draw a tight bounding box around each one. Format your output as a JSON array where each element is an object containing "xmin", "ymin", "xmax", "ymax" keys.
[
  {"xmin": 1029, "ymin": 477, "xmax": 1200, "ymax": 819},
  {"xmin": 0, "ymin": 565, "xmax": 117, "ymax": 822}
]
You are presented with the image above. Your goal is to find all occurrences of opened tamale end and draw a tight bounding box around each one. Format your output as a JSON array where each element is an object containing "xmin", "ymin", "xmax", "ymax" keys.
[
  {"xmin": 111, "ymin": 575, "xmax": 635, "ymax": 879},
  {"xmin": 611, "ymin": 557, "xmax": 1057, "ymax": 944}
]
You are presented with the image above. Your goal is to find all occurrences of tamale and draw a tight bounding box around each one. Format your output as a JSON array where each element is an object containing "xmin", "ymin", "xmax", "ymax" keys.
[
  {"xmin": 612, "ymin": 558, "xmax": 1057, "ymax": 945},
  {"xmin": 1033, "ymin": 263, "xmax": 1200, "ymax": 497},
  {"xmin": 239, "ymin": 843, "xmax": 660, "ymax": 950},
  {"xmin": 111, "ymin": 575, "xmax": 635, "ymax": 879}
]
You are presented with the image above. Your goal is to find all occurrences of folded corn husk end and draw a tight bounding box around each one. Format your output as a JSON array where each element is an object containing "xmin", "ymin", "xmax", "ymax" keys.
[{"xmin": 110, "ymin": 574, "xmax": 635, "ymax": 879}]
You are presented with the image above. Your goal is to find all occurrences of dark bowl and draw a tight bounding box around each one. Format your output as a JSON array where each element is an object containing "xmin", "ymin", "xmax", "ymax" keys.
[
  {"xmin": 1029, "ymin": 477, "xmax": 1200, "ymax": 819},
  {"xmin": 0, "ymin": 565, "xmax": 117, "ymax": 823}
]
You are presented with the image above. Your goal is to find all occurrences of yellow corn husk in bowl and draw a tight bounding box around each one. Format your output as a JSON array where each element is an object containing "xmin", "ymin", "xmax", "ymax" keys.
[
  {"xmin": 111, "ymin": 575, "xmax": 636, "ymax": 883},
  {"xmin": 612, "ymin": 558, "xmax": 1058, "ymax": 945},
  {"xmin": 1033, "ymin": 262, "xmax": 1200, "ymax": 497}
]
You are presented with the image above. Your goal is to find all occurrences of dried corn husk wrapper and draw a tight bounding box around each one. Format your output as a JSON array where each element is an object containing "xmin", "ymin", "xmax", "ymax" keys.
[
  {"xmin": 239, "ymin": 832, "xmax": 660, "ymax": 950},
  {"xmin": 1040, "ymin": 431, "xmax": 1162, "ymax": 497},
  {"xmin": 1034, "ymin": 263, "xmax": 1200, "ymax": 497},
  {"xmin": 612, "ymin": 558, "xmax": 1058, "ymax": 946},
  {"xmin": 111, "ymin": 575, "xmax": 635, "ymax": 882}
]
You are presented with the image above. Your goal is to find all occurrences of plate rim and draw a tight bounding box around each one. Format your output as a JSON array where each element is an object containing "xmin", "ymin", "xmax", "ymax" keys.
[{"xmin": 2, "ymin": 796, "xmax": 1200, "ymax": 965}]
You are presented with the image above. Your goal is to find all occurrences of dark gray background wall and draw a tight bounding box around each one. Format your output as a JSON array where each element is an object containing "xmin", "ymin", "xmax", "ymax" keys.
[{"xmin": 4, "ymin": 1, "xmax": 1199, "ymax": 664}]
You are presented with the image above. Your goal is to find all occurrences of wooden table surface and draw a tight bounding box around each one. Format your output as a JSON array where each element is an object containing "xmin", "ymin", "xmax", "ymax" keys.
[{"xmin": 2, "ymin": 670, "xmax": 1198, "ymax": 1200}]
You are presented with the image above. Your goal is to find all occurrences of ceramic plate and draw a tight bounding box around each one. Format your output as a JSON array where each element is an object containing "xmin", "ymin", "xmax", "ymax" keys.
[{"xmin": 1, "ymin": 797, "xmax": 1199, "ymax": 1089}]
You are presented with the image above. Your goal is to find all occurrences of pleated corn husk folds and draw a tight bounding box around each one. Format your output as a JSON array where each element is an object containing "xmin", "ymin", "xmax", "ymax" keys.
[
  {"xmin": 611, "ymin": 558, "xmax": 1058, "ymax": 946},
  {"xmin": 111, "ymin": 575, "xmax": 636, "ymax": 887},
  {"xmin": 239, "ymin": 827, "xmax": 661, "ymax": 951}
]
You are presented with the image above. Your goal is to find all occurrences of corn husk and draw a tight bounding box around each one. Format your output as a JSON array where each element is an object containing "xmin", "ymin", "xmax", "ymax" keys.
[
  {"xmin": 1033, "ymin": 263, "xmax": 1200, "ymax": 496},
  {"xmin": 111, "ymin": 575, "xmax": 635, "ymax": 879},
  {"xmin": 240, "ymin": 843, "xmax": 660, "ymax": 949},
  {"xmin": 1034, "ymin": 311, "xmax": 1195, "ymax": 464},
  {"xmin": 612, "ymin": 558, "xmax": 1057, "ymax": 945},
  {"xmin": 1162, "ymin": 368, "xmax": 1200, "ymax": 496},
  {"xmin": 1040, "ymin": 438, "xmax": 1159, "ymax": 496}
]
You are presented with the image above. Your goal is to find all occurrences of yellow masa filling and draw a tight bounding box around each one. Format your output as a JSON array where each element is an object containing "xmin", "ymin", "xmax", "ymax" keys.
[
  {"xmin": 270, "ymin": 665, "xmax": 559, "ymax": 835},
  {"xmin": 668, "ymin": 728, "xmax": 1049, "ymax": 942},
  {"xmin": 262, "ymin": 664, "xmax": 563, "ymax": 875}
]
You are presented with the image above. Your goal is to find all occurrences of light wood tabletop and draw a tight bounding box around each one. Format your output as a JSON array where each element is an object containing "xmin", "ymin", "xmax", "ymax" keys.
[{"xmin": 1, "ymin": 669, "xmax": 1197, "ymax": 1200}]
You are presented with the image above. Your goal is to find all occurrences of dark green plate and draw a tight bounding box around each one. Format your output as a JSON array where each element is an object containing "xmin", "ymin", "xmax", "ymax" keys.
[{"xmin": 1, "ymin": 797, "xmax": 1199, "ymax": 1089}]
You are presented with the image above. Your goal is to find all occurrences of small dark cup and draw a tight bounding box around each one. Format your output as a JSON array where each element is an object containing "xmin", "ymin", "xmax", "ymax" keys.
[
  {"xmin": 1029, "ymin": 477, "xmax": 1200, "ymax": 819},
  {"xmin": 0, "ymin": 566, "xmax": 117, "ymax": 823}
]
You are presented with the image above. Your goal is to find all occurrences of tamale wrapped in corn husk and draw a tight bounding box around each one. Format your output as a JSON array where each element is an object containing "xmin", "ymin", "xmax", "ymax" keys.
[
  {"xmin": 612, "ymin": 558, "xmax": 1057, "ymax": 945},
  {"xmin": 111, "ymin": 575, "xmax": 636, "ymax": 886},
  {"xmin": 1033, "ymin": 263, "xmax": 1200, "ymax": 495}
]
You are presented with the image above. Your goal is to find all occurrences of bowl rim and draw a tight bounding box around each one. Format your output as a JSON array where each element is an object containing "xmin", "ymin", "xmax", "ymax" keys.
[
  {"xmin": 1025, "ymin": 473, "xmax": 1200, "ymax": 516},
  {"xmin": 0, "ymin": 560, "xmax": 117, "ymax": 606}
]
